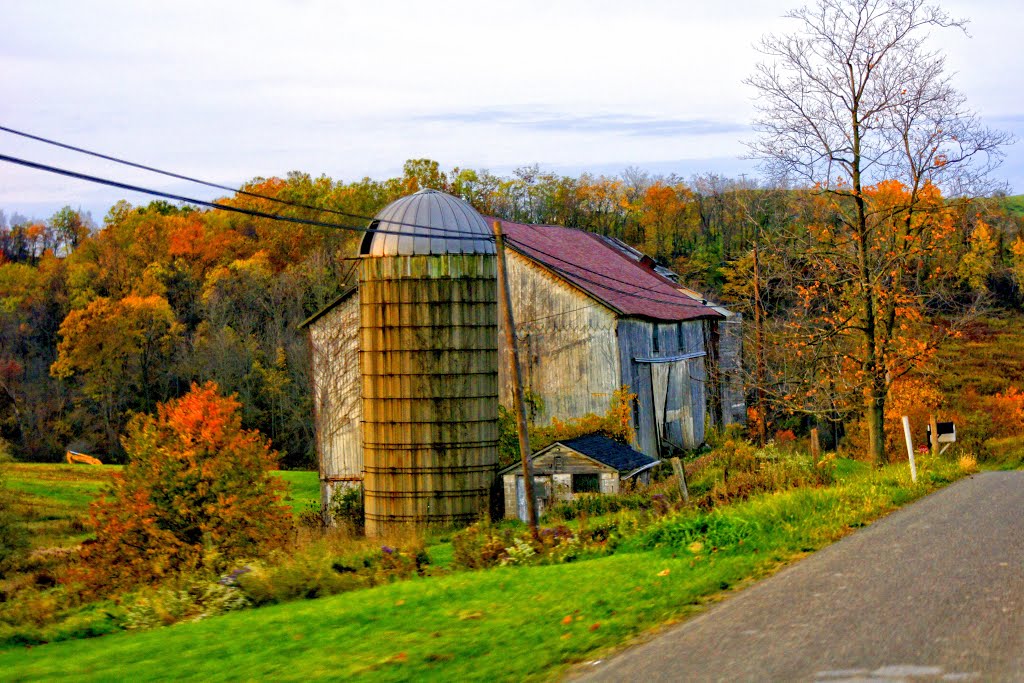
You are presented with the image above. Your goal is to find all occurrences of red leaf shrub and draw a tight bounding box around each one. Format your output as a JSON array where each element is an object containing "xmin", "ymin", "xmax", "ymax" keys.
[{"xmin": 73, "ymin": 382, "xmax": 293, "ymax": 594}]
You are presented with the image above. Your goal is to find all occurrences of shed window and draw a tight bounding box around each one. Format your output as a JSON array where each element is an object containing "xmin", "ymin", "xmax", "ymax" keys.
[
  {"xmin": 677, "ymin": 322, "xmax": 685, "ymax": 351},
  {"xmin": 572, "ymin": 473, "xmax": 600, "ymax": 494},
  {"xmin": 652, "ymin": 325, "xmax": 660, "ymax": 353}
]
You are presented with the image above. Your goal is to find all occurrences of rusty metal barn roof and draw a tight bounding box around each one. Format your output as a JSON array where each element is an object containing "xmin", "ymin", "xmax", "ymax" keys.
[
  {"xmin": 359, "ymin": 188, "xmax": 496, "ymax": 257},
  {"xmin": 496, "ymin": 219, "xmax": 723, "ymax": 322}
]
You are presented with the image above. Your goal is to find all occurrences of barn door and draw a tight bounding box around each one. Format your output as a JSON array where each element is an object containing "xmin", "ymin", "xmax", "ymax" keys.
[
  {"xmin": 650, "ymin": 363, "xmax": 669, "ymax": 456},
  {"xmin": 649, "ymin": 360, "xmax": 693, "ymax": 452}
]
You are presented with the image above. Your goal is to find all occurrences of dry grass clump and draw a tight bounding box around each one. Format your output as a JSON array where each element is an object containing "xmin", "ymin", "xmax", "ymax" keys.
[{"xmin": 957, "ymin": 454, "xmax": 979, "ymax": 473}]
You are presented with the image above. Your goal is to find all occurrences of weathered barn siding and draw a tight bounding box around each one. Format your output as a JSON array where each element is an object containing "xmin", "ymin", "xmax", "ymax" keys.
[
  {"xmin": 498, "ymin": 250, "xmax": 621, "ymax": 424},
  {"xmin": 618, "ymin": 319, "xmax": 707, "ymax": 456},
  {"xmin": 360, "ymin": 253, "xmax": 498, "ymax": 536},
  {"xmin": 308, "ymin": 291, "xmax": 362, "ymax": 507},
  {"xmin": 719, "ymin": 314, "xmax": 746, "ymax": 425}
]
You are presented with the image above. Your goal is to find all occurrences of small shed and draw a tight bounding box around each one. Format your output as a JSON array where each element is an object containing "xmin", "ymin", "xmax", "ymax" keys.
[{"xmin": 499, "ymin": 434, "xmax": 659, "ymax": 521}]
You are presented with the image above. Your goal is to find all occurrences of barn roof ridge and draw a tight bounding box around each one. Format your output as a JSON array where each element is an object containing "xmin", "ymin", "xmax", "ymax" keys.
[{"xmin": 493, "ymin": 218, "xmax": 723, "ymax": 323}]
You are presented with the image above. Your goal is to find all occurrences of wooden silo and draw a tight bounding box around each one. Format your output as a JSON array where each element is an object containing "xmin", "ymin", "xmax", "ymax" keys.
[{"xmin": 358, "ymin": 189, "xmax": 498, "ymax": 536}]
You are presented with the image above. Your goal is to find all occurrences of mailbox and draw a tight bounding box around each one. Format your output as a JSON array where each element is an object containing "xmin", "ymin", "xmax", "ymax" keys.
[{"xmin": 926, "ymin": 421, "xmax": 956, "ymax": 448}]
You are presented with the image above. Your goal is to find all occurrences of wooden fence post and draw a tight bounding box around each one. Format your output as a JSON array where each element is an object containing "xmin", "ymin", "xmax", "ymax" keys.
[
  {"xmin": 810, "ymin": 428, "xmax": 821, "ymax": 461},
  {"xmin": 929, "ymin": 414, "xmax": 939, "ymax": 458},
  {"xmin": 669, "ymin": 457, "xmax": 690, "ymax": 505}
]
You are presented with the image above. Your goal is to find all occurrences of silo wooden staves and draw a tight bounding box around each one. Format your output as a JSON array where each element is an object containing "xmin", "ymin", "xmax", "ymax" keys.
[{"xmin": 358, "ymin": 189, "xmax": 498, "ymax": 536}]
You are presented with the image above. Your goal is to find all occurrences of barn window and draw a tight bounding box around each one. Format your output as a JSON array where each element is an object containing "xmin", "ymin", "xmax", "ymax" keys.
[
  {"xmin": 677, "ymin": 322, "xmax": 685, "ymax": 351},
  {"xmin": 652, "ymin": 325, "xmax": 660, "ymax": 353},
  {"xmin": 572, "ymin": 473, "xmax": 600, "ymax": 493}
]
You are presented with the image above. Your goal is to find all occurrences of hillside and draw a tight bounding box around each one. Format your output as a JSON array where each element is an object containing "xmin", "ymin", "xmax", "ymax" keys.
[
  {"xmin": 1003, "ymin": 194, "xmax": 1024, "ymax": 219},
  {"xmin": 4, "ymin": 311, "xmax": 1024, "ymax": 679}
]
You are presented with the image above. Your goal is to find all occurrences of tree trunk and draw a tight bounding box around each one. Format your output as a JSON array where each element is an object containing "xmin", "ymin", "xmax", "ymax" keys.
[{"xmin": 865, "ymin": 383, "xmax": 886, "ymax": 465}]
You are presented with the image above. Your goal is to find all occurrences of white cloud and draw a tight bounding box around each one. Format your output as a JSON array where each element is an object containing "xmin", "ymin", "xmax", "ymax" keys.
[{"xmin": 1, "ymin": 0, "xmax": 1021, "ymax": 220}]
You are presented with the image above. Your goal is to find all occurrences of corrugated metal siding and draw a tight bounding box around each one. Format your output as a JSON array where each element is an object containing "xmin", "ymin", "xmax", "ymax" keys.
[
  {"xmin": 361, "ymin": 189, "xmax": 495, "ymax": 257},
  {"xmin": 498, "ymin": 250, "xmax": 621, "ymax": 425},
  {"xmin": 683, "ymin": 321, "xmax": 708, "ymax": 447},
  {"xmin": 309, "ymin": 294, "xmax": 363, "ymax": 505}
]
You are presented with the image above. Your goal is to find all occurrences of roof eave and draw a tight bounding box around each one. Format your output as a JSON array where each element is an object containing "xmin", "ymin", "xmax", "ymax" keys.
[
  {"xmin": 298, "ymin": 285, "xmax": 358, "ymax": 330},
  {"xmin": 623, "ymin": 460, "xmax": 662, "ymax": 480}
]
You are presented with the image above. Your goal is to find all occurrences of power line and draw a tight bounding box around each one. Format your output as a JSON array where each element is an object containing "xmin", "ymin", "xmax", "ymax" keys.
[
  {"xmin": 534, "ymin": 252, "xmax": 715, "ymax": 309},
  {"xmin": 0, "ymin": 124, "xmax": 484, "ymax": 238},
  {"xmin": 504, "ymin": 232, "xmax": 712, "ymax": 308},
  {"xmin": 515, "ymin": 302, "xmax": 604, "ymax": 326},
  {"xmin": 0, "ymin": 130, "xmax": 720, "ymax": 313},
  {"xmin": 0, "ymin": 153, "xmax": 489, "ymax": 241},
  {"xmin": 1, "ymin": 147, "xmax": 710, "ymax": 308}
]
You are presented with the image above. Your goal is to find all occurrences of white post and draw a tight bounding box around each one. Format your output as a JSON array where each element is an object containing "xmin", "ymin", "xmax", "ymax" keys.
[{"xmin": 901, "ymin": 415, "xmax": 917, "ymax": 483}]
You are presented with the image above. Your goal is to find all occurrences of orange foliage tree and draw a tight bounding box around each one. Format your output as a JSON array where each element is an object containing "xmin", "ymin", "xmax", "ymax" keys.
[
  {"xmin": 770, "ymin": 181, "xmax": 961, "ymax": 460},
  {"xmin": 75, "ymin": 382, "xmax": 291, "ymax": 594},
  {"xmin": 746, "ymin": 0, "xmax": 1009, "ymax": 461}
]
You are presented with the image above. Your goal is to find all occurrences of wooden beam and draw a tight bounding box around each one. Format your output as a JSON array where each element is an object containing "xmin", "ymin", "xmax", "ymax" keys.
[{"xmin": 494, "ymin": 220, "xmax": 539, "ymax": 538}]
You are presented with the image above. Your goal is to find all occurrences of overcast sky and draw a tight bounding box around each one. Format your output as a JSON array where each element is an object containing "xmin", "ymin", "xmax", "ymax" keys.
[{"xmin": 1, "ymin": 0, "xmax": 1021, "ymax": 223}]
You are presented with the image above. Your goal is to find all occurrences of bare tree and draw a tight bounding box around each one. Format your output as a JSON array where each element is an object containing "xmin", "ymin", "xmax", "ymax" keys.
[{"xmin": 746, "ymin": 0, "xmax": 1012, "ymax": 462}]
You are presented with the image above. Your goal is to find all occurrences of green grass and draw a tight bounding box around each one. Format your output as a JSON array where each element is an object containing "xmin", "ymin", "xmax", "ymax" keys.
[
  {"xmin": 0, "ymin": 459, "xmax": 964, "ymax": 682},
  {"xmin": 982, "ymin": 436, "xmax": 1024, "ymax": 470},
  {"xmin": 5, "ymin": 464, "xmax": 119, "ymax": 548},
  {"xmin": 4, "ymin": 464, "xmax": 319, "ymax": 549},
  {"xmin": 1002, "ymin": 194, "xmax": 1024, "ymax": 219},
  {"xmin": 275, "ymin": 470, "xmax": 321, "ymax": 516}
]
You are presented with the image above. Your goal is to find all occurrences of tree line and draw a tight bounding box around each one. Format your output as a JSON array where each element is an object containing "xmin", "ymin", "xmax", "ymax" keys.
[{"xmin": 0, "ymin": 156, "xmax": 1019, "ymax": 466}]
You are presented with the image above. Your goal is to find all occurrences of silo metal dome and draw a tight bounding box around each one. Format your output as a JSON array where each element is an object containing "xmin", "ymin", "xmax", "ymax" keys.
[
  {"xmin": 358, "ymin": 188, "xmax": 498, "ymax": 536},
  {"xmin": 359, "ymin": 188, "xmax": 495, "ymax": 256}
]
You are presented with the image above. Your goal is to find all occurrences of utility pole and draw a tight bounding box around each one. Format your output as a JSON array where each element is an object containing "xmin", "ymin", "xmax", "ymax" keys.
[
  {"xmin": 752, "ymin": 244, "xmax": 768, "ymax": 446},
  {"xmin": 493, "ymin": 220, "xmax": 539, "ymax": 539}
]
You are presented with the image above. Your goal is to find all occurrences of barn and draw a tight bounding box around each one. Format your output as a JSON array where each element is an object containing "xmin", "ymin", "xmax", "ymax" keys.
[
  {"xmin": 494, "ymin": 218, "xmax": 744, "ymax": 458},
  {"xmin": 302, "ymin": 189, "xmax": 744, "ymax": 513}
]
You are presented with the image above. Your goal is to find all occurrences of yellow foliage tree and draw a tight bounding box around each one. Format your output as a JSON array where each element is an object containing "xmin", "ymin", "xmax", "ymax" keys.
[
  {"xmin": 51, "ymin": 295, "xmax": 182, "ymax": 453},
  {"xmin": 957, "ymin": 219, "xmax": 997, "ymax": 290},
  {"xmin": 1010, "ymin": 236, "xmax": 1024, "ymax": 292}
]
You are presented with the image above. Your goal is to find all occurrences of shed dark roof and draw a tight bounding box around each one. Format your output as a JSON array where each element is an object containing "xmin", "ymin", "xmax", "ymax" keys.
[
  {"xmin": 558, "ymin": 434, "xmax": 658, "ymax": 472},
  {"xmin": 496, "ymin": 219, "xmax": 722, "ymax": 322}
]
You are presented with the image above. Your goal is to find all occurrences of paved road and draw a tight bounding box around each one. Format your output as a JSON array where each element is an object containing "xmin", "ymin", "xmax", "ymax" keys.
[{"xmin": 578, "ymin": 471, "xmax": 1024, "ymax": 682}]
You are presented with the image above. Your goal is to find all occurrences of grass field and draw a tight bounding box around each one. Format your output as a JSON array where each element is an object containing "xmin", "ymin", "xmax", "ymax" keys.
[
  {"xmin": 4, "ymin": 464, "xmax": 320, "ymax": 551},
  {"xmin": 1002, "ymin": 194, "xmax": 1024, "ymax": 219},
  {"xmin": 0, "ymin": 458, "xmax": 965, "ymax": 682},
  {"xmin": 931, "ymin": 314, "xmax": 1024, "ymax": 469},
  {"xmin": 3, "ymin": 313, "xmax": 1023, "ymax": 680}
]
